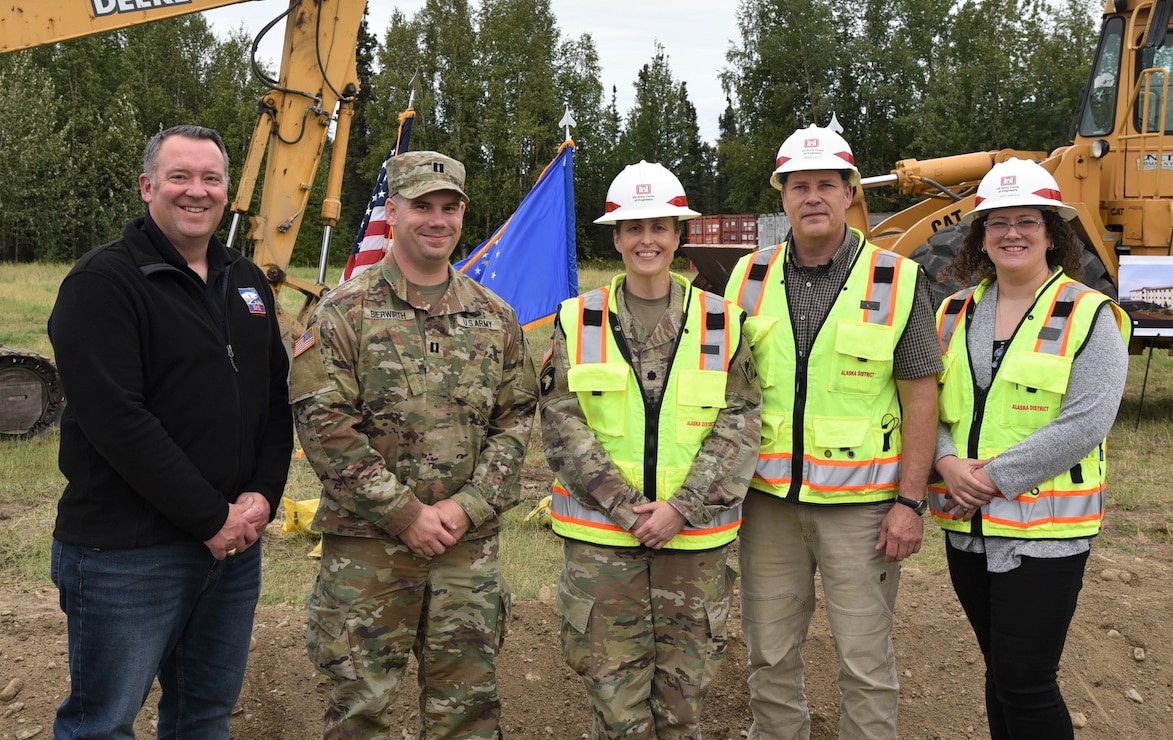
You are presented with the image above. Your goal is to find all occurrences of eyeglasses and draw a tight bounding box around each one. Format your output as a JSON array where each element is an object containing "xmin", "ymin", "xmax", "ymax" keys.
[{"xmin": 984, "ymin": 218, "xmax": 1045, "ymax": 237}]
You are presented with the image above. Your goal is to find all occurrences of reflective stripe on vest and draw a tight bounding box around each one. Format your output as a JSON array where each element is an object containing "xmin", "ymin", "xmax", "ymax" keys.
[
  {"xmin": 734, "ymin": 247, "xmax": 784, "ymax": 318},
  {"xmin": 575, "ymin": 286, "xmax": 610, "ymax": 365},
  {"xmin": 551, "ymin": 482, "xmax": 742, "ymax": 541},
  {"xmin": 734, "ymin": 237, "xmax": 911, "ymax": 503},
  {"xmin": 937, "ymin": 290, "xmax": 975, "ymax": 355},
  {"xmin": 930, "ymin": 274, "xmax": 1129, "ymax": 538},
  {"xmin": 550, "ymin": 274, "xmax": 742, "ymax": 550}
]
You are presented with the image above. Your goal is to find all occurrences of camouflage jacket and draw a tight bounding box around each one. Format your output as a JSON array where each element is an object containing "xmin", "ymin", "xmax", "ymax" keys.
[
  {"xmin": 538, "ymin": 277, "xmax": 762, "ymax": 532},
  {"xmin": 290, "ymin": 252, "xmax": 538, "ymax": 540}
]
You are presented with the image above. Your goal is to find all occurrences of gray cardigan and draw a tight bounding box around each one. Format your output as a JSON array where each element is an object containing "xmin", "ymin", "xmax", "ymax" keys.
[{"xmin": 933, "ymin": 279, "xmax": 1129, "ymax": 572}]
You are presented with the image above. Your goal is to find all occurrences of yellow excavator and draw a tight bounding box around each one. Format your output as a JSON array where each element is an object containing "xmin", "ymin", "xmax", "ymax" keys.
[
  {"xmin": 686, "ymin": 0, "xmax": 1173, "ymax": 333},
  {"xmin": 0, "ymin": 0, "xmax": 368, "ymax": 438}
]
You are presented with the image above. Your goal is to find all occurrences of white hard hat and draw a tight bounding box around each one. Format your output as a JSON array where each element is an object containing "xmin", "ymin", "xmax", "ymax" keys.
[
  {"xmin": 770, "ymin": 125, "xmax": 861, "ymax": 190},
  {"xmin": 963, "ymin": 158, "xmax": 1077, "ymax": 223},
  {"xmin": 594, "ymin": 161, "xmax": 701, "ymax": 225}
]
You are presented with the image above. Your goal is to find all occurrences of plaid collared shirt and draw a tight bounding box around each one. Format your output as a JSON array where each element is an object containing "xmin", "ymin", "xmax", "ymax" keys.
[{"xmin": 782, "ymin": 229, "xmax": 942, "ymax": 379}]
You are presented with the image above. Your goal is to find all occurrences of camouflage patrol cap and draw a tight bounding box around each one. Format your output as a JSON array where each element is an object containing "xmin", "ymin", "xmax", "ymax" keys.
[{"xmin": 386, "ymin": 151, "xmax": 469, "ymax": 203}]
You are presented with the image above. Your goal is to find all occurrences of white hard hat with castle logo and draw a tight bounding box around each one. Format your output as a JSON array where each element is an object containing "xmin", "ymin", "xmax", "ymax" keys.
[
  {"xmin": 594, "ymin": 161, "xmax": 701, "ymax": 225},
  {"xmin": 770, "ymin": 124, "xmax": 861, "ymax": 190},
  {"xmin": 962, "ymin": 158, "xmax": 1077, "ymax": 223}
]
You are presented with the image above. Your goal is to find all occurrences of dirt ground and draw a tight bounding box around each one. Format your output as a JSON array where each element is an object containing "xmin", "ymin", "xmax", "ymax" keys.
[{"xmin": 1, "ymin": 544, "xmax": 1170, "ymax": 740}]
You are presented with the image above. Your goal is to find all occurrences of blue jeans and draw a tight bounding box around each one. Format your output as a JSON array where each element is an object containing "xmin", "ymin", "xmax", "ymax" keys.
[{"xmin": 51, "ymin": 539, "xmax": 262, "ymax": 740}]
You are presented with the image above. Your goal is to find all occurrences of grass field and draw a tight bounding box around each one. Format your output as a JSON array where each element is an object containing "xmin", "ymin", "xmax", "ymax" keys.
[{"xmin": 2, "ymin": 261, "xmax": 1171, "ymax": 606}]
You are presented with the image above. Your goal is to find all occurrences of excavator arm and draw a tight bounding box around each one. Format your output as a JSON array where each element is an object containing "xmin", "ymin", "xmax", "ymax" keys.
[
  {"xmin": 0, "ymin": 0, "xmax": 254, "ymax": 52},
  {"xmin": 0, "ymin": 0, "xmax": 367, "ymax": 437},
  {"xmin": 2, "ymin": 0, "xmax": 365, "ymax": 308}
]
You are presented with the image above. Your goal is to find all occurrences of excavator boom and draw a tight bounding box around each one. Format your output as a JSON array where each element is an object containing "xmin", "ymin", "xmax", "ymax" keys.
[
  {"xmin": 0, "ymin": 0, "xmax": 368, "ymax": 437},
  {"xmin": 1, "ymin": 0, "xmax": 257, "ymax": 53}
]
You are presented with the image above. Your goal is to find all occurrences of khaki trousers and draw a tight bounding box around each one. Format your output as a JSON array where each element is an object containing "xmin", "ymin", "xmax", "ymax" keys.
[{"xmin": 739, "ymin": 491, "xmax": 901, "ymax": 740}]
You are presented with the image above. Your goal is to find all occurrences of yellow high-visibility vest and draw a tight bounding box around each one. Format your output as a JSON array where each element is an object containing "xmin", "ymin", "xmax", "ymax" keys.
[
  {"xmin": 930, "ymin": 271, "xmax": 1130, "ymax": 538},
  {"xmin": 726, "ymin": 231, "xmax": 919, "ymax": 504},
  {"xmin": 550, "ymin": 273, "xmax": 743, "ymax": 550}
]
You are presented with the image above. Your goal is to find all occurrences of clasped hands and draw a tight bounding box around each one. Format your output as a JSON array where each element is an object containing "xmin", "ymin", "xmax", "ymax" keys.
[
  {"xmin": 936, "ymin": 455, "xmax": 999, "ymax": 521},
  {"xmin": 204, "ymin": 491, "xmax": 271, "ymax": 560},
  {"xmin": 400, "ymin": 499, "xmax": 473, "ymax": 557}
]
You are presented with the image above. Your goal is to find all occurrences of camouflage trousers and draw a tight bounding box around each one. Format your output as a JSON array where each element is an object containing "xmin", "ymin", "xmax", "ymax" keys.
[
  {"xmin": 306, "ymin": 533, "xmax": 511, "ymax": 740},
  {"xmin": 557, "ymin": 540, "xmax": 736, "ymax": 739}
]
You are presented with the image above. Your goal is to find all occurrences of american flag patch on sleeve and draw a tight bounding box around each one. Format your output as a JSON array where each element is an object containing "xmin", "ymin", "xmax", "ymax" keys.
[{"xmin": 293, "ymin": 328, "xmax": 316, "ymax": 358}]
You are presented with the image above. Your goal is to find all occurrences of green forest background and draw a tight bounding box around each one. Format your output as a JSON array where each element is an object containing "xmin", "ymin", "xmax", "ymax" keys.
[{"xmin": 0, "ymin": 0, "xmax": 1101, "ymax": 265}]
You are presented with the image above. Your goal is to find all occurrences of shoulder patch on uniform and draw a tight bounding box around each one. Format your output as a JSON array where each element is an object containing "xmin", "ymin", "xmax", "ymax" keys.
[
  {"xmin": 293, "ymin": 328, "xmax": 316, "ymax": 358},
  {"xmin": 238, "ymin": 287, "xmax": 267, "ymax": 315},
  {"xmin": 539, "ymin": 363, "xmax": 556, "ymax": 396},
  {"xmin": 742, "ymin": 355, "xmax": 758, "ymax": 382}
]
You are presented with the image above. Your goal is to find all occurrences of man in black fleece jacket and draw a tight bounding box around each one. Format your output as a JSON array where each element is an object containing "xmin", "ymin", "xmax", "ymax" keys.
[{"xmin": 47, "ymin": 124, "xmax": 292, "ymax": 739}]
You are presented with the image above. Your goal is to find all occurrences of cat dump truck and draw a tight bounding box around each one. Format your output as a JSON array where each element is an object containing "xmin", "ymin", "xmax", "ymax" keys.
[
  {"xmin": 0, "ymin": 0, "xmax": 368, "ymax": 437},
  {"xmin": 686, "ymin": 0, "xmax": 1173, "ymax": 343}
]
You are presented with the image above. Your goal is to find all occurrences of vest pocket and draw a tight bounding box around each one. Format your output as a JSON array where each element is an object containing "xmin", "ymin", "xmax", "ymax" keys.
[
  {"xmin": 827, "ymin": 321, "xmax": 895, "ymax": 396},
  {"xmin": 937, "ymin": 352, "xmax": 963, "ymax": 424},
  {"xmin": 675, "ymin": 369, "xmax": 728, "ymax": 445},
  {"xmin": 995, "ymin": 353, "xmax": 1071, "ymax": 429},
  {"xmin": 760, "ymin": 409, "xmax": 791, "ymax": 455},
  {"xmin": 568, "ymin": 364, "xmax": 628, "ymax": 437},
  {"xmin": 810, "ymin": 415, "xmax": 870, "ymax": 456},
  {"xmin": 742, "ymin": 315, "xmax": 780, "ymax": 389},
  {"xmin": 659, "ymin": 465, "xmax": 693, "ymax": 499}
]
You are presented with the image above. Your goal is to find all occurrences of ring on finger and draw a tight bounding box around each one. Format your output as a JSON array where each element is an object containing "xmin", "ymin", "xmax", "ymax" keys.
[{"xmin": 227, "ymin": 548, "xmax": 238, "ymax": 557}]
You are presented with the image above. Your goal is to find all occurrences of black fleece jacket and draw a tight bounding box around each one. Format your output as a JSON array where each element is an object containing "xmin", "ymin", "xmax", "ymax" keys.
[{"xmin": 48, "ymin": 215, "xmax": 292, "ymax": 548}]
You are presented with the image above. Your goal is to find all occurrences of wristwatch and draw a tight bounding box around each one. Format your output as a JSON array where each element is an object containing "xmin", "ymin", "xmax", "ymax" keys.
[{"xmin": 894, "ymin": 495, "xmax": 928, "ymax": 516}]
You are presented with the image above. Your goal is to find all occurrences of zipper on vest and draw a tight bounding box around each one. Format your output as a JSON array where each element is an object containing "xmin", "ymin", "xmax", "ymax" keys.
[
  {"xmin": 966, "ymin": 344, "xmax": 987, "ymax": 536},
  {"xmin": 607, "ymin": 305, "xmax": 685, "ymax": 504},
  {"xmin": 787, "ymin": 356, "xmax": 809, "ymax": 502}
]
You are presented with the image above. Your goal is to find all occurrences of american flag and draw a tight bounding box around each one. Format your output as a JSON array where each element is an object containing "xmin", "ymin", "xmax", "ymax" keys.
[
  {"xmin": 292, "ymin": 328, "xmax": 316, "ymax": 358},
  {"xmin": 340, "ymin": 109, "xmax": 414, "ymax": 283}
]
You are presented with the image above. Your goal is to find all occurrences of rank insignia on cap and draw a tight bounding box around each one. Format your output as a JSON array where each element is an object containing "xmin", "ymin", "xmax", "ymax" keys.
[
  {"xmin": 238, "ymin": 287, "xmax": 267, "ymax": 316},
  {"xmin": 293, "ymin": 328, "xmax": 316, "ymax": 358}
]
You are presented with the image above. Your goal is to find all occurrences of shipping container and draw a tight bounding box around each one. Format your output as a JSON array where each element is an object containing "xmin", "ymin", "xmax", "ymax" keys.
[
  {"xmin": 756, "ymin": 212, "xmax": 892, "ymax": 248},
  {"xmin": 687, "ymin": 214, "xmax": 758, "ymax": 245},
  {"xmin": 757, "ymin": 213, "xmax": 791, "ymax": 248}
]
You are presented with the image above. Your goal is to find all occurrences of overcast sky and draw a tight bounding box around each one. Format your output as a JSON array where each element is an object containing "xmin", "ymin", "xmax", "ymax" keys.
[{"xmin": 202, "ymin": 0, "xmax": 741, "ymax": 144}]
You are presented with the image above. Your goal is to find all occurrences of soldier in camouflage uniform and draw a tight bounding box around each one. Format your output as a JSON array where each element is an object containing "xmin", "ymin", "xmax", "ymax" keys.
[
  {"xmin": 290, "ymin": 151, "xmax": 538, "ymax": 739},
  {"xmin": 538, "ymin": 162, "xmax": 762, "ymax": 739}
]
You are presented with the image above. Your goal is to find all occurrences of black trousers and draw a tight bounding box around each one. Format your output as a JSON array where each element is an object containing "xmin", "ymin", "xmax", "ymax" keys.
[{"xmin": 946, "ymin": 539, "xmax": 1089, "ymax": 740}]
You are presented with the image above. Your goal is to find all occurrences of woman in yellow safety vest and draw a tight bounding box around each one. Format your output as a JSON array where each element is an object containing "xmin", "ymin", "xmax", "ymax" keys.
[
  {"xmin": 931, "ymin": 158, "xmax": 1130, "ymax": 740},
  {"xmin": 538, "ymin": 161, "xmax": 762, "ymax": 739}
]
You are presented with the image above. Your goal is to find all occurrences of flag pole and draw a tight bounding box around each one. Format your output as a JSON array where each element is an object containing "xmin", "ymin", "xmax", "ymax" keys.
[
  {"xmin": 338, "ymin": 74, "xmax": 418, "ymax": 284},
  {"xmin": 459, "ymin": 138, "xmax": 574, "ymax": 273}
]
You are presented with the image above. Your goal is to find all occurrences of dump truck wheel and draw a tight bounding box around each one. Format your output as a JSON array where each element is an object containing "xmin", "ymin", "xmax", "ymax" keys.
[
  {"xmin": 1080, "ymin": 250, "xmax": 1117, "ymax": 299},
  {"xmin": 909, "ymin": 224, "xmax": 969, "ymax": 307},
  {"xmin": 0, "ymin": 346, "xmax": 65, "ymax": 439}
]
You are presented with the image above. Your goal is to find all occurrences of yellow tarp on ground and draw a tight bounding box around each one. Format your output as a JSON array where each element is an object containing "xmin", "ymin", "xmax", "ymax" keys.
[{"xmin": 280, "ymin": 496, "xmax": 321, "ymax": 558}]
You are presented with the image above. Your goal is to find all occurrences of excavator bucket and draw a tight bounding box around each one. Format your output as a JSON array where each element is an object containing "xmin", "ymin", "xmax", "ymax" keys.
[{"xmin": 679, "ymin": 245, "xmax": 755, "ymax": 293}]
